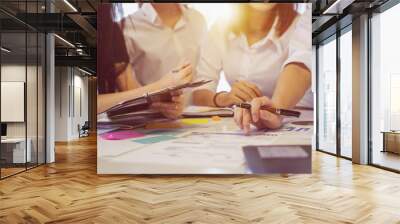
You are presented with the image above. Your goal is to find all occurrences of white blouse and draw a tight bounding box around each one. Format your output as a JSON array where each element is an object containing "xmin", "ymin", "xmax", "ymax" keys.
[
  {"xmin": 123, "ymin": 3, "xmax": 207, "ymax": 85},
  {"xmin": 196, "ymin": 6, "xmax": 313, "ymax": 108}
]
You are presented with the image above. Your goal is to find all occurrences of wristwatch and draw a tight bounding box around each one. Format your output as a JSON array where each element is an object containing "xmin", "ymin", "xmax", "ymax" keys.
[{"xmin": 213, "ymin": 91, "xmax": 228, "ymax": 108}]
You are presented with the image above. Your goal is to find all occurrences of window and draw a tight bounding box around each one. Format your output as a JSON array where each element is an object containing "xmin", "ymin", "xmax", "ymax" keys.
[
  {"xmin": 370, "ymin": 2, "xmax": 400, "ymax": 171},
  {"xmin": 339, "ymin": 29, "xmax": 352, "ymax": 158},
  {"xmin": 0, "ymin": 1, "xmax": 47, "ymax": 179},
  {"xmin": 317, "ymin": 37, "xmax": 337, "ymax": 154}
]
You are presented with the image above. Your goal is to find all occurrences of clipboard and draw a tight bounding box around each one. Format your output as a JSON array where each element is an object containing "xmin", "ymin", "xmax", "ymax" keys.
[{"xmin": 103, "ymin": 80, "xmax": 212, "ymax": 118}]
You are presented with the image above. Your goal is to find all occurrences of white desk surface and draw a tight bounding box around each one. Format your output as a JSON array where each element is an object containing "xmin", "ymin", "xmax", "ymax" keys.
[
  {"xmin": 1, "ymin": 137, "xmax": 27, "ymax": 144},
  {"xmin": 98, "ymin": 110, "xmax": 313, "ymax": 174}
]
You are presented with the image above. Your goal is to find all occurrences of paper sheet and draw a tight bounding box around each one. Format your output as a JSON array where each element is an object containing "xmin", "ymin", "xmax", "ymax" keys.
[{"xmin": 98, "ymin": 113, "xmax": 313, "ymax": 174}]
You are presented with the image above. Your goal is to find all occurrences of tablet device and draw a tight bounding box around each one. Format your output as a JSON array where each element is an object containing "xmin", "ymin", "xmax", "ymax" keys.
[{"xmin": 242, "ymin": 145, "xmax": 311, "ymax": 174}]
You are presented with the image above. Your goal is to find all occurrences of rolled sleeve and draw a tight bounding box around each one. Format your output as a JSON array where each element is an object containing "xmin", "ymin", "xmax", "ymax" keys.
[
  {"xmin": 282, "ymin": 7, "xmax": 312, "ymax": 72},
  {"xmin": 194, "ymin": 23, "xmax": 225, "ymax": 92}
]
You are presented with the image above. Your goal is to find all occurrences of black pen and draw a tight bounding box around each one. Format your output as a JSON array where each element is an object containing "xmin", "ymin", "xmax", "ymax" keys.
[
  {"xmin": 234, "ymin": 103, "xmax": 301, "ymax": 118},
  {"xmin": 172, "ymin": 63, "xmax": 191, "ymax": 73}
]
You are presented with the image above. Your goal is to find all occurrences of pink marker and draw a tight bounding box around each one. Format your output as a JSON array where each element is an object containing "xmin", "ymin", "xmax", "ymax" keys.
[{"xmin": 100, "ymin": 130, "xmax": 145, "ymax": 140}]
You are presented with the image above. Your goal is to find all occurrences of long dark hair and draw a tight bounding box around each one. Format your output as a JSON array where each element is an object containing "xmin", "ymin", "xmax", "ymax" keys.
[
  {"xmin": 231, "ymin": 3, "xmax": 298, "ymax": 38},
  {"xmin": 98, "ymin": 4, "xmax": 129, "ymax": 94}
]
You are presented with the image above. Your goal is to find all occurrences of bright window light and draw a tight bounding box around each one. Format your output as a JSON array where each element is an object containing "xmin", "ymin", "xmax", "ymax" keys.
[
  {"xmin": 113, "ymin": 3, "xmax": 138, "ymax": 22},
  {"xmin": 190, "ymin": 3, "xmax": 234, "ymax": 92},
  {"xmin": 113, "ymin": 3, "xmax": 234, "ymax": 29},
  {"xmin": 190, "ymin": 3, "xmax": 234, "ymax": 29}
]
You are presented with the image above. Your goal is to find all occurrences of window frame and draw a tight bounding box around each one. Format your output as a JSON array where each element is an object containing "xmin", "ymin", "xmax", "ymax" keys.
[
  {"xmin": 315, "ymin": 24, "xmax": 353, "ymax": 160},
  {"xmin": 367, "ymin": 0, "xmax": 400, "ymax": 173}
]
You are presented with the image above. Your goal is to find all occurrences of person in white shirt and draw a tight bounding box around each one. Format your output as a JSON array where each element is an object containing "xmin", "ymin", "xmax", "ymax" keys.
[
  {"xmin": 97, "ymin": 3, "xmax": 207, "ymax": 118},
  {"xmin": 192, "ymin": 3, "xmax": 312, "ymax": 132},
  {"xmin": 122, "ymin": 3, "xmax": 207, "ymax": 87}
]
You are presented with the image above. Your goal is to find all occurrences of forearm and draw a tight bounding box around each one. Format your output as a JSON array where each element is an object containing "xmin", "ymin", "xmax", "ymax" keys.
[
  {"xmin": 272, "ymin": 63, "xmax": 311, "ymax": 109},
  {"xmin": 98, "ymin": 90, "xmax": 140, "ymax": 114},
  {"xmin": 192, "ymin": 89, "xmax": 216, "ymax": 107},
  {"xmin": 115, "ymin": 64, "xmax": 141, "ymax": 91},
  {"xmin": 97, "ymin": 80, "xmax": 166, "ymax": 114}
]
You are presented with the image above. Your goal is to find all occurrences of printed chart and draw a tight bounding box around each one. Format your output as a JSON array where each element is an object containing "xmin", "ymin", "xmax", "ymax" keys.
[{"xmin": 98, "ymin": 115, "xmax": 313, "ymax": 174}]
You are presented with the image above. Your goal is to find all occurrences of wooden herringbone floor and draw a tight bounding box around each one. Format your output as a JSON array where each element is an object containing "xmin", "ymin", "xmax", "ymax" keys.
[{"xmin": 1, "ymin": 135, "xmax": 400, "ymax": 224}]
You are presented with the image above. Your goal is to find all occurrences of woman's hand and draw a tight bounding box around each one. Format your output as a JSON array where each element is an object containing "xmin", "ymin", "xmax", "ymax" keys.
[
  {"xmin": 158, "ymin": 61, "xmax": 193, "ymax": 89},
  {"xmin": 151, "ymin": 90, "xmax": 184, "ymax": 119},
  {"xmin": 234, "ymin": 96, "xmax": 283, "ymax": 134},
  {"xmin": 216, "ymin": 80, "xmax": 263, "ymax": 107}
]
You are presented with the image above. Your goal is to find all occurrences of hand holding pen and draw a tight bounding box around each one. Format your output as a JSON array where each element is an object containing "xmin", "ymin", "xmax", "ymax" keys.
[
  {"xmin": 158, "ymin": 60, "xmax": 192, "ymax": 89},
  {"xmin": 233, "ymin": 96, "xmax": 300, "ymax": 134}
]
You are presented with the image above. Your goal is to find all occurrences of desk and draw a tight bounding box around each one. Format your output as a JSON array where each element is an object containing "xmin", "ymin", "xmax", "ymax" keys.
[
  {"xmin": 1, "ymin": 138, "xmax": 31, "ymax": 164},
  {"xmin": 382, "ymin": 131, "xmax": 400, "ymax": 154},
  {"xmin": 98, "ymin": 110, "xmax": 313, "ymax": 174}
]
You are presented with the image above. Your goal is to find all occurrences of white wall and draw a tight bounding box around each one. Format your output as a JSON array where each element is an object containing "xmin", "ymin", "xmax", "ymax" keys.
[
  {"xmin": 55, "ymin": 67, "xmax": 70, "ymax": 141},
  {"xmin": 55, "ymin": 67, "xmax": 89, "ymax": 141},
  {"xmin": 1, "ymin": 64, "xmax": 46, "ymax": 163},
  {"xmin": 1, "ymin": 65, "xmax": 26, "ymax": 139},
  {"xmin": 71, "ymin": 73, "xmax": 89, "ymax": 138},
  {"xmin": 1, "ymin": 65, "xmax": 42, "ymax": 137}
]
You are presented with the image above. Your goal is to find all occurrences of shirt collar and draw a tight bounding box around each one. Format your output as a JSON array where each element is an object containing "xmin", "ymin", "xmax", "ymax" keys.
[
  {"xmin": 228, "ymin": 17, "xmax": 282, "ymax": 52},
  {"xmin": 140, "ymin": 3, "xmax": 188, "ymax": 29}
]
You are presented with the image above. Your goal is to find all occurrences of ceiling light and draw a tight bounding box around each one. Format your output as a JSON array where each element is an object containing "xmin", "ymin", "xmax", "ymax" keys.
[
  {"xmin": 78, "ymin": 67, "xmax": 93, "ymax": 76},
  {"xmin": 54, "ymin": 34, "xmax": 75, "ymax": 48},
  {"xmin": 63, "ymin": 0, "xmax": 78, "ymax": 12},
  {"xmin": 323, "ymin": 0, "xmax": 355, "ymax": 15},
  {"xmin": 323, "ymin": 0, "xmax": 342, "ymax": 14},
  {"xmin": 1, "ymin": 47, "xmax": 11, "ymax": 53}
]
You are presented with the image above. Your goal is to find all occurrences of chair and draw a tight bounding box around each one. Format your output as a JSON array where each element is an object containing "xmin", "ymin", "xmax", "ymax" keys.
[{"xmin": 79, "ymin": 121, "xmax": 90, "ymax": 138}]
